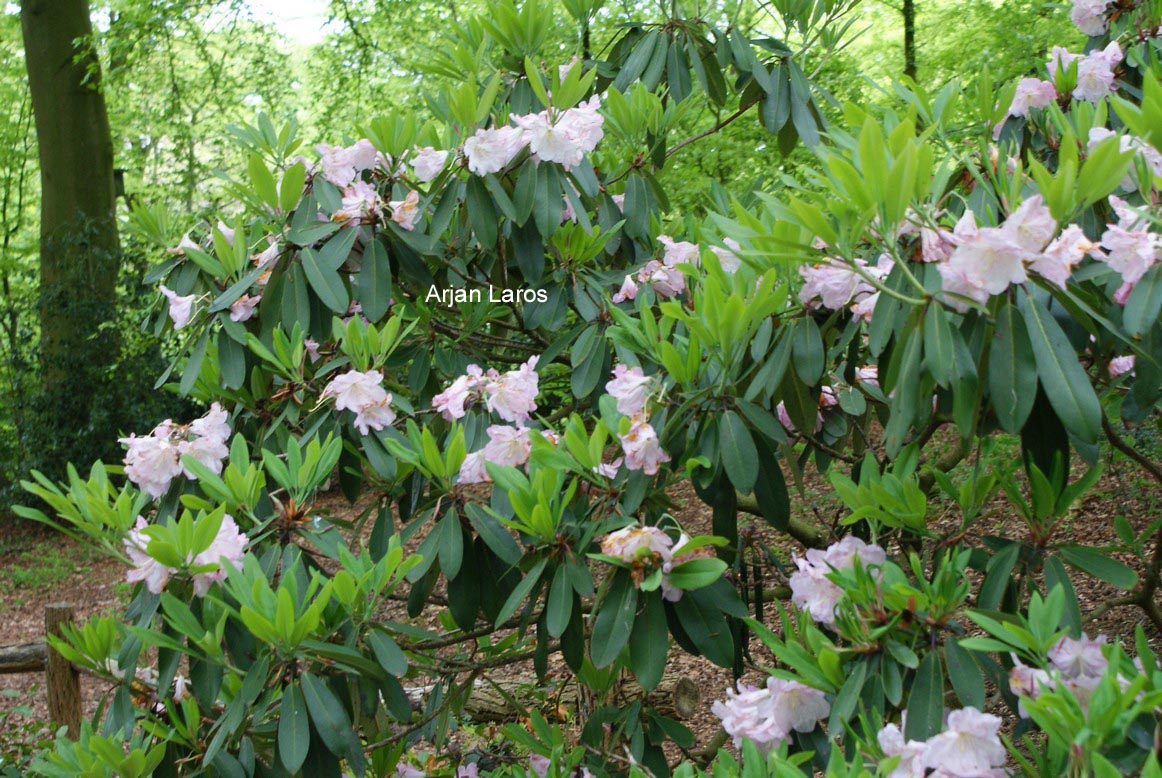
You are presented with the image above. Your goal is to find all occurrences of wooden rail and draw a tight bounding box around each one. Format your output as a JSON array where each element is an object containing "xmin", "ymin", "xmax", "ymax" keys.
[{"xmin": 0, "ymin": 603, "xmax": 81, "ymax": 739}]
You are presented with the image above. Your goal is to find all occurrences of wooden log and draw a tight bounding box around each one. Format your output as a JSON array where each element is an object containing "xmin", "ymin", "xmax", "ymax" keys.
[
  {"xmin": 405, "ymin": 672, "xmax": 700, "ymax": 722},
  {"xmin": 45, "ymin": 604, "xmax": 81, "ymax": 740},
  {"xmin": 0, "ymin": 642, "xmax": 47, "ymax": 674}
]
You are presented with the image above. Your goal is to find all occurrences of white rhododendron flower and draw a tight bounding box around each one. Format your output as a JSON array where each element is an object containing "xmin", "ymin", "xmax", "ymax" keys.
[
  {"xmin": 1048, "ymin": 632, "xmax": 1109, "ymax": 678},
  {"xmin": 511, "ymin": 96, "xmax": 604, "ymax": 170},
  {"xmin": 323, "ymin": 370, "xmax": 396, "ymax": 434},
  {"xmin": 388, "ymin": 190, "xmax": 421, "ymax": 231},
  {"xmin": 1006, "ymin": 78, "xmax": 1057, "ymax": 118},
  {"xmin": 711, "ymin": 678, "xmax": 830, "ymax": 753},
  {"xmin": 316, "ymin": 139, "xmax": 377, "ymax": 188},
  {"xmin": 789, "ymin": 536, "xmax": 886, "ymax": 626},
  {"xmin": 921, "ymin": 708, "xmax": 1007, "ymax": 777},
  {"xmin": 605, "ymin": 364, "xmax": 655, "ymax": 417},
  {"xmin": 457, "ymin": 450, "xmax": 490, "ymax": 484},
  {"xmin": 120, "ymin": 403, "xmax": 232, "ymax": 498},
  {"xmin": 410, "ymin": 146, "xmax": 448, "ymax": 183},
  {"xmin": 483, "ymin": 356, "xmax": 540, "ymax": 423},
  {"xmin": 324, "ymin": 370, "xmax": 389, "ymax": 413},
  {"xmin": 593, "ymin": 458, "xmax": 622, "ymax": 478},
  {"xmin": 480, "ymin": 424, "xmax": 532, "ymax": 468},
  {"xmin": 618, "ymin": 418, "xmax": 671, "ymax": 475},
  {"xmin": 1071, "ymin": 0, "xmax": 1114, "ymax": 35},
  {"xmin": 612, "ymin": 274, "xmax": 638, "ymax": 303},
  {"xmin": 462, "ymin": 126, "xmax": 527, "ymax": 175},
  {"xmin": 159, "ymin": 285, "xmax": 195, "ymax": 329}
]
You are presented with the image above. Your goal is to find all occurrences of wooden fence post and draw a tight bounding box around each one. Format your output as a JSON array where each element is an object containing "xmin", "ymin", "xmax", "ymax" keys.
[{"xmin": 44, "ymin": 603, "xmax": 80, "ymax": 740}]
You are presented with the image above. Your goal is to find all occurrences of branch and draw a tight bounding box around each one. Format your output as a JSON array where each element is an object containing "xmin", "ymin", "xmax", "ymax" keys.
[
  {"xmin": 1103, "ymin": 413, "xmax": 1162, "ymax": 484},
  {"xmin": 736, "ymin": 493, "xmax": 827, "ymax": 548}
]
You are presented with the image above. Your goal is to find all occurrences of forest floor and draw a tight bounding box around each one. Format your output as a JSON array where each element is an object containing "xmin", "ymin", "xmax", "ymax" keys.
[{"xmin": 0, "ymin": 435, "xmax": 1158, "ymax": 771}]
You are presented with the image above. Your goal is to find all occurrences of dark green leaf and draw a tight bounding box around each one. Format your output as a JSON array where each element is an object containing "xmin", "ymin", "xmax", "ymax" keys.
[
  {"xmin": 905, "ymin": 651, "xmax": 943, "ymax": 742},
  {"xmin": 278, "ymin": 684, "xmax": 309, "ymax": 774},
  {"xmin": 629, "ymin": 593, "xmax": 667, "ymax": 691},
  {"xmin": 719, "ymin": 410, "xmax": 758, "ymax": 493}
]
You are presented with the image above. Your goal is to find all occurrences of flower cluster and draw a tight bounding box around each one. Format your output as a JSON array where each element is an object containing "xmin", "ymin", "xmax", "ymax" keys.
[
  {"xmin": 605, "ymin": 364, "xmax": 670, "ymax": 476},
  {"xmin": 600, "ymin": 527, "xmax": 714, "ymax": 600},
  {"xmin": 463, "ymin": 94, "xmax": 604, "ymax": 175},
  {"xmin": 710, "ymin": 678, "xmax": 830, "ymax": 753},
  {"xmin": 1009, "ymin": 632, "xmax": 1113, "ymax": 716},
  {"xmin": 1070, "ymin": 0, "xmax": 1114, "ymax": 37},
  {"xmin": 1098, "ymin": 196, "xmax": 1161, "ymax": 304},
  {"xmin": 124, "ymin": 514, "xmax": 248, "ymax": 597},
  {"xmin": 936, "ymin": 196, "xmax": 1101, "ymax": 310},
  {"xmin": 1003, "ymin": 42, "xmax": 1122, "ymax": 124},
  {"xmin": 1087, "ymin": 128, "xmax": 1162, "ymax": 191},
  {"xmin": 434, "ymin": 357, "xmax": 540, "ymax": 424},
  {"xmin": 322, "ymin": 370, "xmax": 397, "ymax": 435},
  {"xmin": 878, "ymin": 708, "xmax": 1006, "ymax": 778},
  {"xmin": 798, "ymin": 253, "xmax": 893, "ymax": 320},
  {"xmin": 120, "ymin": 403, "xmax": 231, "ymax": 498},
  {"xmin": 789, "ymin": 536, "xmax": 887, "ymax": 627}
]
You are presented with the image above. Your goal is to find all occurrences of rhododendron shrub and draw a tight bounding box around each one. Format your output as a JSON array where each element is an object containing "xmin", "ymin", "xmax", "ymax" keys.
[{"xmin": 16, "ymin": 0, "xmax": 1162, "ymax": 774}]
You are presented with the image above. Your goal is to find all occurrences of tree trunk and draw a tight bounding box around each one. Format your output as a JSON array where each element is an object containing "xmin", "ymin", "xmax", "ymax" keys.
[
  {"xmin": 21, "ymin": 0, "xmax": 122, "ymax": 476},
  {"xmin": 902, "ymin": 0, "xmax": 917, "ymax": 81}
]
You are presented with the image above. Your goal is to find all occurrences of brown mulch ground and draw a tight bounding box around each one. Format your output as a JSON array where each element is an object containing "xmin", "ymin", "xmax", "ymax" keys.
[{"xmin": 0, "ymin": 439, "xmax": 1158, "ymax": 768}]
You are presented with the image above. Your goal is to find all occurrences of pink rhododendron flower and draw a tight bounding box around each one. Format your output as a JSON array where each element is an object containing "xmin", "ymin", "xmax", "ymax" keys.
[
  {"xmin": 1108, "ymin": 355, "xmax": 1135, "ymax": 377},
  {"xmin": 789, "ymin": 536, "xmax": 886, "ymax": 626},
  {"xmin": 618, "ymin": 418, "xmax": 670, "ymax": 475},
  {"xmin": 558, "ymin": 57, "xmax": 579, "ymax": 83},
  {"xmin": 1071, "ymin": 0, "xmax": 1114, "ymax": 36},
  {"xmin": 1001, "ymin": 195, "xmax": 1057, "ymax": 253},
  {"xmin": 611, "ymin": 193, "xmax": 626, "ymax": 212},
  {"xmin": 190, "ymin": 514, "xmax": 248, "ymax": 596},
  {"xmin": 159, "ymin": 285, "xmax": 195, "ymax": 329},
  {"xmin": 323, "ymin": 370, "xmax": 389, "ymax": 414},
  {"xmin": 593, "ymin": 458, "xmax": 622, "ymax": 478},
  {"xmin": 921, "ymin": 708, "xmax": 1006, "ymax": 777},
  {"xmin": 1032, "ymin": 224, "xmax": 1098, "ymax": 289},
  {"xmin": 432, "ymin": 365, "xmax": 484, "ymax": 421},
  {"xmin": 316, "ymin": 139, "xmax": 377, "ymax": 187},
  {"xmin": 457, "ymin": 450, "xmax": 490, "ymax": 484},
  {"xmin": 799, "ymin": 254, "xmax": 891, "ymax": 312},
  {"xmin": 600, "ymin": 525, "xmax": 673, "ymax": 564},
  {"xmin": 1099, "ymin": 196, "xmax": 1161, "ymax": 297},
  {"xmin": 389, "ymin": 190, "xmax": 421, "ymax": 231},
  {"xmin": 878, "ymin": 723, "xmax": 928, "ymax": 778},
  {"xmin": 1048, "ymin": 632, "xmax": 1108, "ymax": 678},
  {"xmin": 483, "ymin": 357, "xmax": 539, "ymax": 423},
  {"xmin": 334, "ymin": 180, "xmax": 379, "ymax": 224},
  {"xmin": 657, "ymin": 235, "xmax": 700, "ymax": 267},
  {"xmin": 228, "ymin": 293, "xmax": 261, "ymax": 322},
  {"xmin": 353, "ymin": 396, "xmax": 397, "ymax": 435},
  {"xmin": 252, "ymin": 238, "xmax": 279, "ymax": 269},
  {"xmin": 410, "ymin": 146, "xmax": 448, "ymax": 183},
  {"xmin": 1087, "ymin": 128, "xmax": 1162, "ymax": 190},
  {"xmin": 612, "ymin": 274, "xmax": 638, "ymax": 303},
  {"xmin": 510, "ymin": 96, "xmax": 603, "ymax": 170},
  {"xmin": 169, "ymin": 232, "xmax": 199, "ymax": 255},
  {"xmin": 121, "ymin": 404, "xmax": 231, "ymax": 498},
  {"xmin": 1007, "ymin": 78, "xmax": 1057, "ymax": 118},
  {"xmin": 605, "ymin": 364, "xmax": 655, "ymax": 417},
  {"xmin": 215, "ymin": 220, "xmax": 235, "ymax": 246},
  {"xmin": 1050, "ymin": 43, "xmax": 1122, "ymax": 103},
  {"xmin": 463, "ymin": 126, "xmax": 527, "ymax": 175},
  {"xmin": 710, "ymin": 238, "xmax": 743, "ymax": 273},
  {"xmin": 527, "ymin": 754, "xmax": 550, "ymax": 778},
  {"xmin": 125, "ymin": 517, "xmax": 175, "ymax": 594},
  {"xmin": 481, "ymin": 424, "xmax": 532, "ymax": 468},
  {"xmin": 710, "ymin": 678, "xmax": 829, "ymax": 753},
  {"xmin": 304, "ymin": 338, "xmax": 322, "ymax": 363},
  {"xmin": 637, "ymin": 259, "xmax": 685, "ymax": 297},
  {"xmin": 855, "ymin": 364, "xmax": 880, "ymax": 388},
  {"xmin": 397, "ymin": 764, "xmax": 425, "ymax": 778}
]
